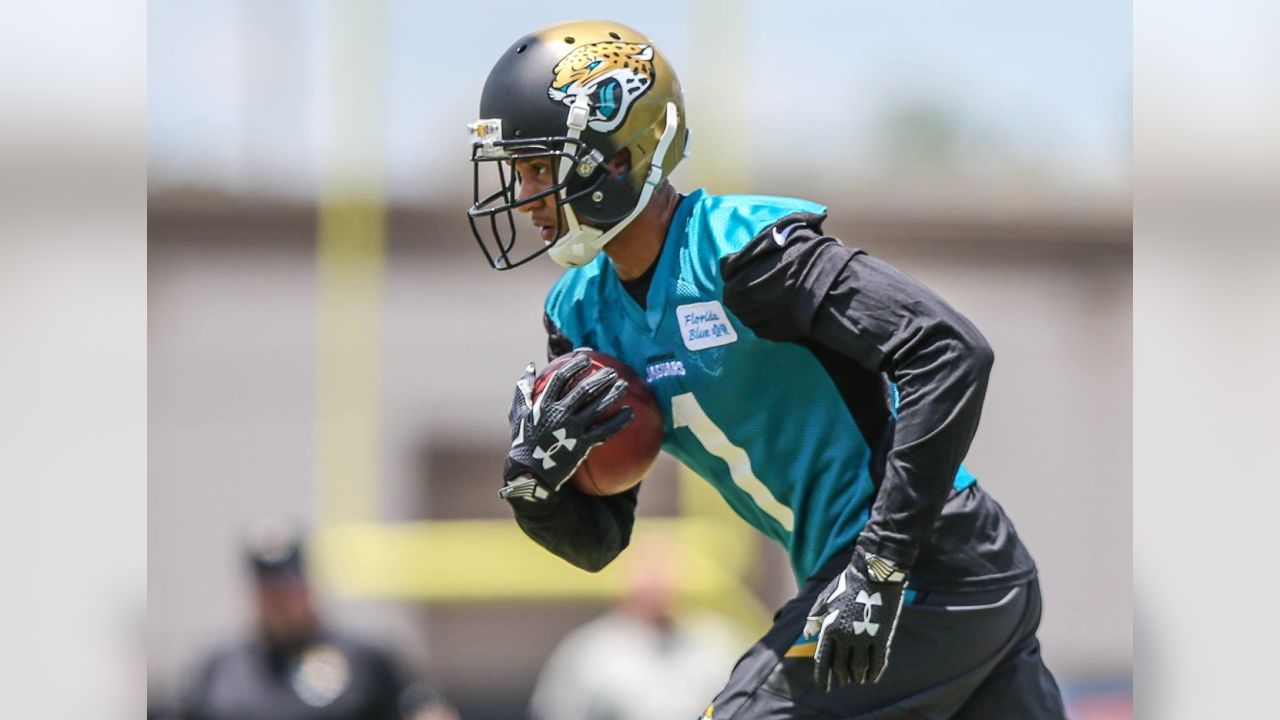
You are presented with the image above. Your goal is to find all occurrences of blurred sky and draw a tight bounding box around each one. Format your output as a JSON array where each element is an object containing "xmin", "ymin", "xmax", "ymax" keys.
[{"xmin": 149, "ymin": 0, "xmax": 1130, "ymax": 205}]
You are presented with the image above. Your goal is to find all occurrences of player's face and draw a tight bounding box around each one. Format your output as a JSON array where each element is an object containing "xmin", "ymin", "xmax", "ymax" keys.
[{"xmin": 511, "ymin": 156, "xmax": 568, "ymax": 244}]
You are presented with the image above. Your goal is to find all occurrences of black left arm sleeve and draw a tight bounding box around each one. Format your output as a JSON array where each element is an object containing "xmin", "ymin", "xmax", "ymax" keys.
[
  {"xmin": 722, "ymin": 218, "xmax": 994, "ymax": 570},
  {"xmin": 506, "ymin": 486, "xmax": 640, "ymax": 572}
]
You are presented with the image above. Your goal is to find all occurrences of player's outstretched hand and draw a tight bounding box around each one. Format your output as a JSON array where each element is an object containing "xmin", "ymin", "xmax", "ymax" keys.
[
  {"xmin": 804, "ymin": 547, "xmax": 908, "ymax": 690},
  {"xmin": 499, "ymin": 352, "xmax": 633, "ymax": 503}
]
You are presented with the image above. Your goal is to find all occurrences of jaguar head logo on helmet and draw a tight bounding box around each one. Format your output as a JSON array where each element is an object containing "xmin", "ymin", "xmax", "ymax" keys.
[
  {"xmin": 547, "ymin": 41, "xmax": 656, "ymax": 133},
  {"xmin": 466, "ymin": 21, "xmax": 689, "ymax": 270}
]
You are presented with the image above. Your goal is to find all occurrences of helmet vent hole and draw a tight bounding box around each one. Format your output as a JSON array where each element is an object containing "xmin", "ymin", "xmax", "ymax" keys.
[
  {"xmin": 564, "ymin": 36, "xmax": 575, "ymax": 43},
  {"xmin": 608, "ymin": 32, "xmax": 621, "ymax": 40},
  {"xmin": 515, "ymin": 43, "xmax": 527, "ymax": 54}
]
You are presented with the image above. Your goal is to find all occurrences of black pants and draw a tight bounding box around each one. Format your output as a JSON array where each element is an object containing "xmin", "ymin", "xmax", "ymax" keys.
[{"xmin": 705, "ymin": 554, "xmax": 1066, "ymax": 719}]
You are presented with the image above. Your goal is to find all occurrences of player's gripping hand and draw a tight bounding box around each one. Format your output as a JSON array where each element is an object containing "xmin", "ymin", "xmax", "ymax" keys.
[
  {"xmin": 498, "ymin": 352, "xmax": 634, "ymax": 503},
  {"xmin": 804, "ymin": 547, "xmax": 908, "ymax": 690}
]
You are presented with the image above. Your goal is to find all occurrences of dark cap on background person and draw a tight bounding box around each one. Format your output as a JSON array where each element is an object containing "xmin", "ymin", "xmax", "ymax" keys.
[{"xmin": 243, "ymin": 516, "xmax": 306, "ymax": 579}]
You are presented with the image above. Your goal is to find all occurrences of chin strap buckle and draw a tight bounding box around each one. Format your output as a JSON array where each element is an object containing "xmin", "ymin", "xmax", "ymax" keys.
[{"xmin": 576, "ymin": 149, "xmax": 605, "ymax": 177}]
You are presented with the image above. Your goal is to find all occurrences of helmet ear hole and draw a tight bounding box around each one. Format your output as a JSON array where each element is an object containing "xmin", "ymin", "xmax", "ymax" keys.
[{"xmin": 606, "ymin": 149, "xmax": 632, "ymax": 179}]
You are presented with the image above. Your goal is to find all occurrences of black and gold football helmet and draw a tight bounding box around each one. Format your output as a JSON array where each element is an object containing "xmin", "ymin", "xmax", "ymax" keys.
[{"xmin": 467, "ymin": 20, "xmax": 690, "ymax": 269}]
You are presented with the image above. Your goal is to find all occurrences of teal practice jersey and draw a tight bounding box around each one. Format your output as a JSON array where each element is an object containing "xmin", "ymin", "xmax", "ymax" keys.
[{"xmin": 545, "ymin": 189, "xmax": 976, "ymax": 583}]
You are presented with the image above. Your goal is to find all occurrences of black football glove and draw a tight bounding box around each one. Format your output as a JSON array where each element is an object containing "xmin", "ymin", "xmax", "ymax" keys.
[
  {"xmin": 498, "ymin": 352, "xmax": 633, "ymax": 503},
  {"xmin": 804, "ymin": 547, "xmax": 908, "ymax": 690}
]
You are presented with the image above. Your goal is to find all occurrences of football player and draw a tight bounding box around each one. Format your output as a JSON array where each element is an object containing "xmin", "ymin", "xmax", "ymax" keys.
[{"xmin": 469, "ymin": 20, "xmax": 1067, "ymax": 719}]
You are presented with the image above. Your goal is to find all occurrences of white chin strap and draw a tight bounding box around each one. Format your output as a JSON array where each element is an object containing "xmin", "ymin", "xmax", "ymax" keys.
[{"xmin": 547, "ymin": 100, "xmax": 680, "ymax": 268}]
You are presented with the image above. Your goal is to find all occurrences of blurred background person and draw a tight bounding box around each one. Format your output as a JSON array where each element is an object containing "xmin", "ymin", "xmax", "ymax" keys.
[
  {"xmin": 528, "ymin": 544, "xmax": 745, "ymax": 720},
  {"xmin": 183, "ymin": 518, "xmax": 459, "ymax": 720}
]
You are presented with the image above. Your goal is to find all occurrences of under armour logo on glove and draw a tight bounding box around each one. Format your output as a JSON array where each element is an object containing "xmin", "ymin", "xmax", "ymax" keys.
[
  {"xmin": 851, "ymin": 590, "xmax": 882, "ymax": 636},
  {"xmin": 805, "ymin": 547, "xmax": 908, "ymax": 690},
  {"xmin": 533, "ymin": 428, "xmax": 578, "ymax": 469},
  {"xmin": 500, "ymin": 352, "xmax": 633, "ymax": 503}
]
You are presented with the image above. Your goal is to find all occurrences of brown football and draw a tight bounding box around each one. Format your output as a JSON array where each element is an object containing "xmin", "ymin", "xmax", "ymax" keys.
[{"xmin": 533, "ymin": 350, "xmax": 663, "ymax": 496}]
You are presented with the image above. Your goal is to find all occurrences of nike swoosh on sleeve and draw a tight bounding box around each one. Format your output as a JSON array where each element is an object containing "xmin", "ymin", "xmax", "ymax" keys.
[{"xmin": 772, "ymin": 223, "xmax": 801, "ymax": 246}]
